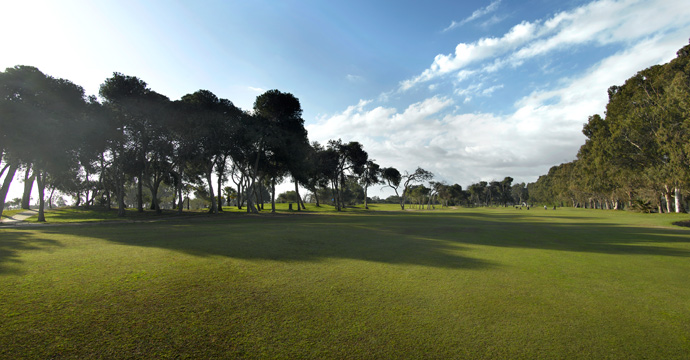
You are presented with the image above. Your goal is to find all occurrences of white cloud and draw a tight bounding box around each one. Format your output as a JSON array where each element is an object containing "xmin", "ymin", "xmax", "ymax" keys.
[
  {"xmin": 402, "ymin": 21, "xmax": 537, "ymax": 90},
  {"xmin": 248, "ymin": 86, "xmax": 266, "ymax": 93},
  {"xmin": 443, "ymin": 0, "xmax": 502, "ymax": 32},
  {"xmin": 346, "ymin": 74, "xmax": 365, "ymax": 83},
  {"xmin": 309, "ymin": 29, "xmax": 690, "ymax": 189},
  {"xmin": 404, "ymin": 0, "xmax": 690, "ymax": 91},
  {"xmin": 481, "ymin": 84, "xmax": 503, "ymax": 96}
]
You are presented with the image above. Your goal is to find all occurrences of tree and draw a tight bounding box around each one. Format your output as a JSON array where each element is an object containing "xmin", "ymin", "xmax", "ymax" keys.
[
  {"xmin": 0, "ymin": 66, "xmax": 88, "ymax": 221},
  {"xmin": 326, "ymin": 139, "xmax": 368, "ymax": 211},
  {"xmin": 253, "ymin": 89, "xmax": 309, "ymax": 213},
  {"xmin": 511, "ymin": 182, "xmax": 529, "ymax": 206},
  {"xmin": 302, "ymin": 142, "xmax": 331, "ymax": 207},
  {"xmin": 179, "ymin": 90, "xmax": 241, "ymax": 214},
  {"xmin": 360, "ymin": 160, "xmax": 381, "ymax": 209},
  {"xmin": 400, "ymin": 167, "xmax": 434, "ymax": 210},
  {"xmin": 381, "ymin": 167, "xmax": 433, "ymax": 210},
  {"xmin": 381, "ymin": 167, "xmax": 402, "ymax": 208}
]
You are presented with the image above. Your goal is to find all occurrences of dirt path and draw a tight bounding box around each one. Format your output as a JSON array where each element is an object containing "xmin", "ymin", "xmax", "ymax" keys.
[{"xmin": 0, "ymin": 209, "xmax": 38, "ymax": 225}]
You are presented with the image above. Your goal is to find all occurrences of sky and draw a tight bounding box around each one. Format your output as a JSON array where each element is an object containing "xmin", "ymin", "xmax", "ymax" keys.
[{"xmin": 2, "ymin": 0, "xmax": 690, "ymax": 201}]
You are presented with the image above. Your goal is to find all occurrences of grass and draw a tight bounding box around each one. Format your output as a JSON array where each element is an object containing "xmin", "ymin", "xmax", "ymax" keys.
[
  {"xmin": 1, "ymin": 207, "xmax": 690, "ymax": 358},
  {"xmin": 18, "ymin": 203, "xmax": 393, "ymax": 223}
]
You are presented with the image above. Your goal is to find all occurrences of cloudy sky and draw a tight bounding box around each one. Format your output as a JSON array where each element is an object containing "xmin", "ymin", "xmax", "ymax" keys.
[{"xmin": 2, "ymin": 0, "xmax": 690, "ymax": 198}]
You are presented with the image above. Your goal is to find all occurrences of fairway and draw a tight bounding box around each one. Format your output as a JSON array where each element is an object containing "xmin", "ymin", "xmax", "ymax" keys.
[{"xmin": 1, "ymin": 207, "xmax": 690, "ymax": 358}]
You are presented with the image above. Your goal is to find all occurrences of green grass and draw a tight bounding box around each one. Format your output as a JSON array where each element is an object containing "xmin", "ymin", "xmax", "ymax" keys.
[
  {"xmin": 19, "ymin": 203, "xmax": 396, "ymax": 223},
  {"xmin": 1, "ymin": 207, "xmax": 690, "ymax": 358}
]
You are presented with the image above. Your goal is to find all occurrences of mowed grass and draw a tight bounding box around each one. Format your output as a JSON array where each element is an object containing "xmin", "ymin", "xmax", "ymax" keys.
[
  {"xmin": 19, "ymin": 202, "xmax": 390, "ymax": 223},
  {"xmin": 1, "ymin": 207, "xmax": 690, "ymax": 359}
]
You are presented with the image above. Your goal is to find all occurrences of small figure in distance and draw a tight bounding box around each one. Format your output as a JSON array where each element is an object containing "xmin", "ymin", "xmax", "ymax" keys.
[
  {"xmin": 553, "ymin": 206, "xmax": 556, "ymax": 210},
  {"xmin": 544, "ymin": 205, "xmax": 548, "ymax": 210}
]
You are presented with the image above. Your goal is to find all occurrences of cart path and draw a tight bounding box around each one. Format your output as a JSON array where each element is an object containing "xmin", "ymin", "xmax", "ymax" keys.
[{"xmin": 0, "ymin": 209, "xmax": 38, "ymax": 225}]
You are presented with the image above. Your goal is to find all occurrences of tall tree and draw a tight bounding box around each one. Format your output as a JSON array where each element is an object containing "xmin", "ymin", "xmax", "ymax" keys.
[
  {"xmin": 253, "ymin": 89, "xmax": 309, "ymax": 212},
  {"xmin": 100, "ymin": 73, "xmax": 157, "ymax": 213},
  {"xmin": 179, "ymin": 90, "xmax": 241, "ymax": 214},
  {"xmin": 360, "ymin": 160, "xmax": 381, "ymax": 210},
  {"xmin": 0, "ymin": 66, "xmax": 87, "ymax": 220}
]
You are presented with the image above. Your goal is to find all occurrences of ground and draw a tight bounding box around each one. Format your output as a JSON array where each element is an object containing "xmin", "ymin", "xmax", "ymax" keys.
[{"xmin": 1, "ymin": 206, "xmax": 689, "ymax": 358}]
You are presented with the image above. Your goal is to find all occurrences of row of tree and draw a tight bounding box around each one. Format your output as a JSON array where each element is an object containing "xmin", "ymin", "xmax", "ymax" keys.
[
  {"xmin": 527, "ymin": 43, "xmax": 690, "ymax": 212},
  {"xmin": 0, "ymin": 66, "xmax": 449, "ymax": 220},
  {"xmin": 13, "ymin": 38, "xmax": 681, "ymax": 218}
]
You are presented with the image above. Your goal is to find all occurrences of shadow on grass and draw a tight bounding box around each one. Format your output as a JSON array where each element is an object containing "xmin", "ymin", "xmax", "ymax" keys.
[
  {"xmin": 0, "ymin": 231, "xmax": 63, "ymax": 275},
  {"xmin": 371, "ymin": 211, "xmax": 690, "ymax": 257},
  {"xmin": 2, "ymin": 210, "xmax": 690, "ymax": 274}
]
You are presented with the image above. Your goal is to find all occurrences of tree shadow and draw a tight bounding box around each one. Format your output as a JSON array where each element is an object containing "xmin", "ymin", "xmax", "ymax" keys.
[
  {"xmin": 2, "ymin": 211, "xmax": 689, "ymax": 274},
  {"xmin": 8, "ymin": 215, "xmax": 494, "ymax": 271},
  {"xmin": 0, "ymin": 230, "xmax": 63, "ymax": 275},
  {"xmin": 371, "ymin": 211, "xmax": 690, "ymax": 257}
]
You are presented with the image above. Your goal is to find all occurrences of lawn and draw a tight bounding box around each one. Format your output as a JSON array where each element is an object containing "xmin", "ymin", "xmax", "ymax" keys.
[{"xmin": 1, "ymin": 207, "xmax": 689, "ymax": 358}]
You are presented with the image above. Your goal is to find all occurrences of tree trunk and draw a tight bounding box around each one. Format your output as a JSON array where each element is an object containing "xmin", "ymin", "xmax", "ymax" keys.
[
  {"xmin": 84, "ymin": 169, "xmax": 92, "ymax": 209},
  {"xmin": 338, "ymin": 175, "xmax": 344, "ymax": 210},
  {"xmin": 246, "ymin": 148, "xmax": 261, "ymax": 214},
  {"xmin": 254, "ymin": 177, "xmax": 264, "ymax": 211},
  {"xmin": 294, "ymin": 180, "xmax": 302, "ymax": 211},
  {"xmin": 314, "ymin": 190, "xmax": 320, "ymax": 207},
  {"xmin": 0, "ymin": 162, "xmax": 20, "ymax": 218},
  {"xmin": 271, "ymin": 179, "xmax": 276, "ymax": 213},
  {"xmin": 149, "ymin": 182, "xmax": 161, "ymax": 214},
  {"xmin": 36, "ymin": 170, "xmax": 46, "ymax": 222},
  {"xmin": 206, "ymin": 162, "xmax": 217, "ymax": 214},
  {"xmin": 332, "ymin": 180, "xmax": 340, "ymax": 211},
  {"xmin": 21, "ymin": 167, "xmax": 35, "ymax": 210},
  {"xmin": 675, "ymin": 187, "xmax": 683, "ymax": 213},
  {"xmin": 177, "ymin": 182, "xmax": 184, "ymax": 215},
  {"xmin": 48, "ymin": 188, "xmax": 55, "ymax": 209},
  {"xmin": 117, "ymin": 179, "xmax": 126, "ymax": 217},
  {"xmin": 0, "ymin": 162, "xmax": 8, "ymax": 179},
  {"xmin": 91, "ymin": 188, "xmax": 98, "ymax": 207},
  {"xmin": 664, "ymin": 185, "xmax": 673, "ymax": 213},
  {"xmin": 217, "ymin": 171, "xmax": 224, "ymax": 212},
  {"xmin": 105, "ymin": 189, "xmax": 111, "ymax": 210},
  {"xmin": 364, "ymin": 185, "xmax": 369, "ymax": 210},
  {"xmin": 137, "ymin": 175, "xmax": 144, "ymax": 212}
]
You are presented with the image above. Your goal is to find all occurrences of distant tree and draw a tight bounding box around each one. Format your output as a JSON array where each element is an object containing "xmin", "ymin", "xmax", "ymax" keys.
[
  {"xmin": 360, "ymin": 160, "xmax": 381, "ymax": 210},
  {"xmin": 401, "ymin": 168, "xmax": 434, "ymax": 210},
  {"xmin": 302, "ymin": 142, "xmax": 331, "ymax": 207},
  {"xmin": 381, "ymin": 167, "xmax": 402, "ymax": 208},
  {"xmin": 511, "ymin": 182, "xmax": 529, "ymax": 205},
  {"xmin": 326, "ymin": 139, "xmax": 368, "ymax": 211},
  {"xmin": 381, "ymin": 167, "xmax": 433, "ymax": 210}
]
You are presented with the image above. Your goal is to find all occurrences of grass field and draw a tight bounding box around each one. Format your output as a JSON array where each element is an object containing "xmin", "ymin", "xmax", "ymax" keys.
[{"xmin": 1, "ymin": 206, "xmax": 690, "ymax": 358}]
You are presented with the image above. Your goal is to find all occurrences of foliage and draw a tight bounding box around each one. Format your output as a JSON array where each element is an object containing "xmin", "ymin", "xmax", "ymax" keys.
[{"xmin": 527, "ymin": 43, "xmax": 690, "ymax": 212}]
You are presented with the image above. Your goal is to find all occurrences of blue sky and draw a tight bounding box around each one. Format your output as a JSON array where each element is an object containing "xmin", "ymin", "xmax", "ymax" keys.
[{"xmin": 3, "ymin": 0, "xmax": 690, "ymax": 199}]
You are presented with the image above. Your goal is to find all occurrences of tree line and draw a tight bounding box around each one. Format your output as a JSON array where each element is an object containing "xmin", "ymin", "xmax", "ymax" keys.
[
  {"xmin": 2, "ymin": 67, "xmax": 468, "ymax": 220},
  {"xmin": 12, "ymin": 40, "xmax": 681, "ymax": 220},
  {"xmin": 527, "ymin": 43, "xmax": 690, "ymax": 213}
]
